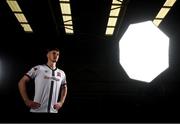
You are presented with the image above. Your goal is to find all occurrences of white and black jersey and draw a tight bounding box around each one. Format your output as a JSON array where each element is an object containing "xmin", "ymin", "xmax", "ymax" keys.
[{"xmin": 26, "ymin": 64, "xmax": 67, "ymax": 113}]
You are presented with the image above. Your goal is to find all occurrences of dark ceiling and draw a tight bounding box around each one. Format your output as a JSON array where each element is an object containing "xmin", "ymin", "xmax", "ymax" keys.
[
  {"xmin": 0, "ymin": 0, "xmax": 180, "ymax": 122},
  {"xmin": 0, "ymin": 0, "xmax": 179, "ymax": 38}
]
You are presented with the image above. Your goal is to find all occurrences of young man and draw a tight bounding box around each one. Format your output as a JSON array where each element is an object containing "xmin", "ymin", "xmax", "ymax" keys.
[{"xmin": 18, "ymin": 48, "xmax": 67, "ymax": 113}]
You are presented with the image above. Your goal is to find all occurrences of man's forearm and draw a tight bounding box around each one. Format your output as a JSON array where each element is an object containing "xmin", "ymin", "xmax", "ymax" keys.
[
  {"xmin": 59, "ymin": 85, "xmax": 67, "ymax": 104},
  {"xmin": 19, "ymin": 81, "xmax": 30, "ymax": 103},
  {"xmin": 18, "ymin": 76, "xmax": 31, "ymax": 104}
]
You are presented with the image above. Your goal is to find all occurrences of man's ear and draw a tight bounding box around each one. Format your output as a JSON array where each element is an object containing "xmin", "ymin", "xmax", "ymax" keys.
[{"xmin": 46, "ymin": 52, "xmax": 49, "ymax": 58}]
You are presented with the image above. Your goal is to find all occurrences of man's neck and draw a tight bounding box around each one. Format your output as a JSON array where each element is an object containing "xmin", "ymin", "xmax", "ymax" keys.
[{"xmin": 47, "ymin": 62, "xmax": 56, "ymax": 70}]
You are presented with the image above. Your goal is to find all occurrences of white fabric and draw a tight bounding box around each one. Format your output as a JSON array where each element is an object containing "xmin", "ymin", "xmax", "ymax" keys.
[{"xmin": 26, "ymin": 64, "xmax": 66, "ymax": 113}]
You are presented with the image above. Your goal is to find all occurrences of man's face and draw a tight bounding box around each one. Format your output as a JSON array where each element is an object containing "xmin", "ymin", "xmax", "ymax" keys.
[{"xmin": 47, "ymin": 50, "xmax": 60, "ymax": 63}]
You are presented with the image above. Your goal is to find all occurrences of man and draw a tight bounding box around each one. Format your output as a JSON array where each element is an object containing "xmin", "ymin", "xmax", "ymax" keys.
[{"xmin": 18, "ymin": 48, "xmax": 67, "ymax": 113}]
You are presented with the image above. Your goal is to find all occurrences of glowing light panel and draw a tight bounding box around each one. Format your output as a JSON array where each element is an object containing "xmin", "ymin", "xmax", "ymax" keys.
[{"xmin": 119, "ymin": 21, "xmax": 169, "ymax": 83}]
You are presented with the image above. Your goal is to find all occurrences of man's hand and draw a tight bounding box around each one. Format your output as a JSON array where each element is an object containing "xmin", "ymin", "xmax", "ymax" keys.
[
  {"xmin": 53, "ymin": 102, "xmax": 63, "ymax": 110},
  {"xmin": 25, "ymin": 100, "xmax": 41, "ymax": 109}
]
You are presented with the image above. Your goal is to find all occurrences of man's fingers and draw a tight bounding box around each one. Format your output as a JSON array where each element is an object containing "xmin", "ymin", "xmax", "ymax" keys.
[
  {"xmin": 29, "ymin": 101, "xmax": 41, "ymax": 109},
  {"xmin": 53, "ymin": 103, "xmax": 62, "ymax": 110}
]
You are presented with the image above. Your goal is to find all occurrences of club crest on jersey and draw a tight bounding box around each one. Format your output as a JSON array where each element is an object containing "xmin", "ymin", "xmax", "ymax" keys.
[
  {"xmin": 45, "ymin": 70, "xmax": 48, "ymax": 73},
  {"xmin": 57, "ymin": 72, "xmax": 61, "ymax": 77}
]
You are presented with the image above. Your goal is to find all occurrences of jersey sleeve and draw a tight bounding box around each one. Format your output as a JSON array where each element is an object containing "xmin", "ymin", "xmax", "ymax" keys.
[
  {"xmin": 61, "ymin": 72, "xmax": 67, "ymax": 86},
  {"xmin": 26, "ymin": 65, "xmax": 40, "ymax": 79}
]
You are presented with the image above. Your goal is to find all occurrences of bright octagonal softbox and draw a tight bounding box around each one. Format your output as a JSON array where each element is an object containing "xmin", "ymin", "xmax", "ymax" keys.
[{"xmin": 119, "ymin": 21, "xmax": 169, "ymax": 83}]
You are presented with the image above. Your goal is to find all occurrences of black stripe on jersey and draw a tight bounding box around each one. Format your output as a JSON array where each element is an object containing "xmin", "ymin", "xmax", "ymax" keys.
[
  {"xmin": 47, "ymin": 70, "xmax": 55, "ymax": 113},
  {"xmin": 48, "ymin": 81, "xmax": 54, "ymax": 113},
  {"xmin": 52, "ymin": 70, "xmax": 55, "ymax": 76}
]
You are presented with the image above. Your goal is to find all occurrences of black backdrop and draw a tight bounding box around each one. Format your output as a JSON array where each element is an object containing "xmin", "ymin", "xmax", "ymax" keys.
[{"xmin": 0, "ymin": 0, "xmax": 180, "ymax": 123}]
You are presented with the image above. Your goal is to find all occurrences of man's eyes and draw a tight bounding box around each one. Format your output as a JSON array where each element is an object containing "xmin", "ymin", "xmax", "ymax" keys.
[{"xmin": 52, "ymin": 52, "xmax": 59, "ymax": 56}]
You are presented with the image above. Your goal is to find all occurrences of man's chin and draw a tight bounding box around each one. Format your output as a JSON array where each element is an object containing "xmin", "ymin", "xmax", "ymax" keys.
[{"xmin": 52, "ymin": 60, "xmax": 57, "ymax": 63}]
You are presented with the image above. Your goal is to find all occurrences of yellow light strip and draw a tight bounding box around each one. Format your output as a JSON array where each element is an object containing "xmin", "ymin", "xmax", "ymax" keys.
[
  {"xmin": 6, "ymin": 0, "xmax": 21, "ymax": 12},
  {"xmin": 112, "ymin": 0, "xmax": 122, "ymax": 4},
  {"xmin": 21, "ymin": 24, "xmax": 33, "ymax": 32},
  {"xmin": 6, "ymin": 0, "xmax": 33, "ymax": 32},
  {"xmin": 164, "ymin": 0, "xmax": 176, "ymax": 6},
  {"xmin": 105, "ymin": 27, "xmax": 115, "ymax": 35},
  {"xmin": 107, "ymin": 17, "xmax": 117, "ymax": 26},
  {"xmin": 156, "ymin": 8, "xmax": 170, "ymax": 19},
  {"xmin": 60, "ymin": 3, "xmax": 71, "ymax": 14},
  {"xmin": 153, "ymin": 0, "xmax": 176, "ymax": 27},
  {"xmin": 59, "ymin": 0, "xmax": 74, "ymax": 34},
  {"xmin": 153, "ymin": 19, "xmax": 162, "ymax": 27},
  {"xmin": 105, "ymin": 0, "xmax": 123, "ymax": 35},
  {"xmin": 110, "ymin": 5, "xmax": 121, "ymax": 16},
  {"xmin": 15, "ymin": 13, "xmax": 28, "ymax": 23},
  {"xmin": 62, "ymin": 16, "xmax": 72, "ymax": 25}
]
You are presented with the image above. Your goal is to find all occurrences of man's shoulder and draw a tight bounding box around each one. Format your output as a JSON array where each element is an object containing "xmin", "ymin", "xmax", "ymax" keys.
[
  {"xmin": 31, "ymin": 64, "xmax": 45, "ymax": 70},
  {"xmin": 57, "ymin": 68, "xmax": 66, "ymax": 74}
]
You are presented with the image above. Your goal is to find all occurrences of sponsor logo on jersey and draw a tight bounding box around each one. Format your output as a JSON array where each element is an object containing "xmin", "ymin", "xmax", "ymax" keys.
[
  {"xmin": 44, "ymin": 75, "xmax": 60, "ymax": 81},
  {"xmin": 44, "ymin": 76, "xmax": 50, "ymax": 79},
  {"xmin": 51, "ymin": 76, "xmax": 60, "ymax": 81}
]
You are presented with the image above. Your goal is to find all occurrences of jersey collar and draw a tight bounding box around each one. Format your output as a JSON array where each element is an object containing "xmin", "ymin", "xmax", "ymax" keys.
[{"xmin": 45, "ymin": 64, "xmax": 57, "ymax": 71}]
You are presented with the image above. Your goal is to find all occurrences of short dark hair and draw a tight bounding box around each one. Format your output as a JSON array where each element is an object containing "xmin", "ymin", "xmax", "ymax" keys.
[{"xmin": 46, "ymin": 47, "xmax": 60, "ymax": 53}]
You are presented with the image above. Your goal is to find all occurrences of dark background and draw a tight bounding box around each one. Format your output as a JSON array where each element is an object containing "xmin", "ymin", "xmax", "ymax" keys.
[{"xmin": 0, "ymin": 0, "xmax": 180, "ymax": 122}]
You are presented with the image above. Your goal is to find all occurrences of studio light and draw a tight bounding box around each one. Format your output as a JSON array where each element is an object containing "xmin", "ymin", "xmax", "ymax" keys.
[{"xmin": 119, "ymin": 21, "xmax": 169, "ymax": 83}]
